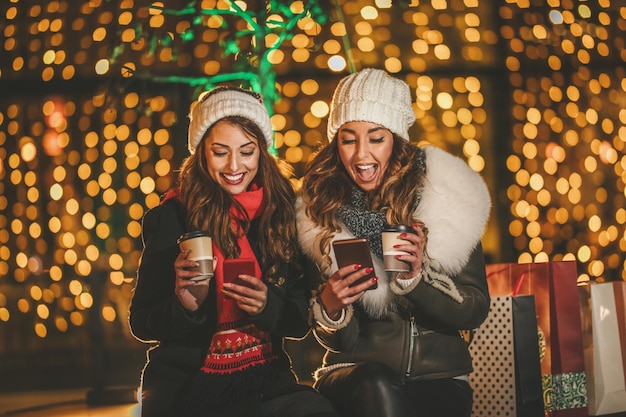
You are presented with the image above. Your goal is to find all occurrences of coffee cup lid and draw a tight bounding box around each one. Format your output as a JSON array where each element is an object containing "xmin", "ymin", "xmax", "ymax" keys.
[
  {"xmin": 382, "ymin": 225, "xmax": 416, "ymax": 234},
  {"xmin": 177, "ymin": 231, "xmax": 210, "ymax": 244}
]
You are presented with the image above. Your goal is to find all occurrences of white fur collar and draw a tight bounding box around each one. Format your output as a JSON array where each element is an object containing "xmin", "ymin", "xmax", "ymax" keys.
[{"xmin": 296, "ymin": 145, "xmax": 491, "ymax": 317}]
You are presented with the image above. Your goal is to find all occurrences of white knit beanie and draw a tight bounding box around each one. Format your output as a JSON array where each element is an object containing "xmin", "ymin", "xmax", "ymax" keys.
[
  {"xmin": 187, "ymin": 86, "xmax": 273, "ymax": 154},
  {"xmin": 327, "ymin": 68, "xmax": 416, "ymax": 142}
]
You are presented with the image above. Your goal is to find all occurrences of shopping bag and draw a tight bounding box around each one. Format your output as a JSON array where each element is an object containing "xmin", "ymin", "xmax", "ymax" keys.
[
  {"xmin": 486, "ymin": 261, "xmax": 588, "ymax": 416},
  {"xmin": 469, "ymin": 295, "xmax": 544, "ymax": 417},
  {"xmin": 579, "ymin": 281, "xmax": 626, "ymax": 415}
]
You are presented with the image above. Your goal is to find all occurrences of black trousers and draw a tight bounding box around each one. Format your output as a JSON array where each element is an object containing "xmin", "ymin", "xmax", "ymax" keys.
[
  {"xmin": 261, "ymin": 389, "xmax": 340, "ymax": 417},
  {"xmin": 314, "ymin": 362, "xmax": 473, "ymax": 417}
]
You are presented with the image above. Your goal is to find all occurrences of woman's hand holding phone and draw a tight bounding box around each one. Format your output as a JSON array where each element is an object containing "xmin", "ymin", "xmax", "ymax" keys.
[
  {"xmin": 319, "ymin": 263, "xmax": 378, "ymax": 321},
  {"xmin": 316, "ymin": 238, "xmax": 379, "ymax": 320}
]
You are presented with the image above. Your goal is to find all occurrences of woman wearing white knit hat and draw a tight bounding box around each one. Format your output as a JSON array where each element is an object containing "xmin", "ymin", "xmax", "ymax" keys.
[
  {"xmin": 130, "ymin": 86, "xmax": 339, "ymax": 417},
  {"xmin": 297, "ymin": 68, "xmax": 491, "ymax": 416}
]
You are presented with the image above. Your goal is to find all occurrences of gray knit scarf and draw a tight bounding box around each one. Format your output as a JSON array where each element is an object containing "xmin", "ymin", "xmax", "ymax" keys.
[{"xmin": 335, "ymin": 187, "xmax": 387, "ymax": 260}]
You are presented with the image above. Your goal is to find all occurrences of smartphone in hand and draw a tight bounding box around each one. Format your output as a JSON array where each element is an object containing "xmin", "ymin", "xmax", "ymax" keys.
[
  {"xmin": 223, "ymin": 258, "xmax": 256, "ymax": 288},
  {"xmin": 332, "ymin": 238, "xmax": 378, "ymax": 290}
]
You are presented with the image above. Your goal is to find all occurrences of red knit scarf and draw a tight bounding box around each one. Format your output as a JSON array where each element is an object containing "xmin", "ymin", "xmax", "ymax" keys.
[{"xmin": 200, "ymin": 184, "xmax": 276, "ymax": 374}]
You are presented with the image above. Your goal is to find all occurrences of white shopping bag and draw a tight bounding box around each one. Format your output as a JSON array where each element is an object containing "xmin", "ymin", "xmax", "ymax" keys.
[{"xmin": 579, "ymin": 282, "xmax": 626, "ymax": 415}]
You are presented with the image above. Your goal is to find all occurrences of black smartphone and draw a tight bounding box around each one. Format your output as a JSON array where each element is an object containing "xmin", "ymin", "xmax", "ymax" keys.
[
  {"xmin": 332, "ymin": 238, "xmax": 378, "ymax": 290},
  {"xmin": 223, "ymin": 258, "xmax": 256, "ymax": 287}
]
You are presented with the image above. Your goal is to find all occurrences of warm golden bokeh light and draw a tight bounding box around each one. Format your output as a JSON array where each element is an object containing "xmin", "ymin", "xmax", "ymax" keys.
[{"xmin": 0, "ymin": 0, "xmax": 623, "ymax": 361}]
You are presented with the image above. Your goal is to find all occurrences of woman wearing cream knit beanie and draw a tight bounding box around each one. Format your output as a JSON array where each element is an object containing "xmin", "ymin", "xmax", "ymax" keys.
[
  {"xmin": 297, "ymin": 68, "xmax": 491, "ymax": 417},
  {"xmin": 130, "ymin": 85, "xmax": 340, "ymax": 417},
  {"xmin": 187, "ymin": 86, "xmax": 274, "ymax": 154}
]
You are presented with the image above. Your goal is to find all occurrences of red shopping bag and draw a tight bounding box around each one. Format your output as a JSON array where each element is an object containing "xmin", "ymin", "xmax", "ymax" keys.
[
  {"xmin": 579, "ymin": 281, "xmax": 626, "ymax": 415},
  {"xmin": 486, "ymin": 261, "xmax": 588, "ymax": 416}
]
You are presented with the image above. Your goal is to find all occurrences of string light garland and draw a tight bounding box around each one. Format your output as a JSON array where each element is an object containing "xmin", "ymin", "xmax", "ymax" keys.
[
  {"xmin": 0, "ymin": 0, "xmax": 624, "ymax": 356},
  {"xmin": 115, "ymin": 0, "xmax": 332, "ymax": 155}
]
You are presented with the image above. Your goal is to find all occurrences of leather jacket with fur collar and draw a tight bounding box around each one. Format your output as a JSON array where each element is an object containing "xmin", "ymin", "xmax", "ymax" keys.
[{"xmin": 296, "ymin": 145, "xmax": 492, "ymax": 381}]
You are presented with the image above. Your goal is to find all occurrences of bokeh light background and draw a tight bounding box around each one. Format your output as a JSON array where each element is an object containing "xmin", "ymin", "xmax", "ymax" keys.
[{"xmin": 1, "ymin": 0, "xmax": 625, "ymax": 391}]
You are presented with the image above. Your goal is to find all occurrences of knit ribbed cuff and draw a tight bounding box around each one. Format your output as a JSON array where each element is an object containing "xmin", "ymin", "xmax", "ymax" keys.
[
  {"xmin": 310, "ymin": 297, "xmax": 353, "ymax": 331},
  {"xmin": 389, "ymin": 265, "xmax": 426, "ymax": 295}
]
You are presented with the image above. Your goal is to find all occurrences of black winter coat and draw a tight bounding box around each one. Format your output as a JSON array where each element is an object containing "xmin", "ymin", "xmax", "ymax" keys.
[{"xmin": 129, "ymin": 198, "xmax": 311, "ymax": 416}]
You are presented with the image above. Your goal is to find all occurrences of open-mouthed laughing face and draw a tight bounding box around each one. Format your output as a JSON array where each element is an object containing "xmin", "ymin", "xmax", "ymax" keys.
[{"xmin": 336, "ymin": 121, "xmax": 394, "ymax": 192}]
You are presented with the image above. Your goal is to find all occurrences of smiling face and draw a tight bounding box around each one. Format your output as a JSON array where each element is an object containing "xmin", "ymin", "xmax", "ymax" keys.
[
  {"xmin": 336, "ymin": 121, "xmax": 394, "ymax": 192},
  {"xmin": 202, "ymin": 119, "xmax": 260, "ymax": 195}
]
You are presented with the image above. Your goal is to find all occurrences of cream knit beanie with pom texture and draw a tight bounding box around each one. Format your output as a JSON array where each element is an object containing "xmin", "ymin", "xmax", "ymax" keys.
[
  {"xmin": 187, "ymin": 86, "xmax": 273, "ymax": 154},
  {"xmin": 327, "ymin": 68, "xmax": 416, "ymax": 142}
]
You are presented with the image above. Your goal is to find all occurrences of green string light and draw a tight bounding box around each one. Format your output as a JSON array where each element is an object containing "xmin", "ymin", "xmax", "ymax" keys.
[{"xmin": 125, "ymin": 1, "xmax": 333, "ymax": 155}]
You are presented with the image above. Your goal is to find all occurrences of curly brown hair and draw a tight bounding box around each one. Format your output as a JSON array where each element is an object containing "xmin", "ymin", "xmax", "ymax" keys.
[
  {"xmin": 178, "ymin": 116, "xmax": 298, "ymax": 279},
  {"xmin": 302, "ymin": 134, "xmax": 428, "ymax": 266}
]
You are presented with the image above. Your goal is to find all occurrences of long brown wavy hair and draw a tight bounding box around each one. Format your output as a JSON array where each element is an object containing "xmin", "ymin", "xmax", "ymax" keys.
[
  {"xmin": 302, "ymin": 134, "xmax": 428, "ymax": 263},
  {"xmin": 178, "ymin": 116, "xmax": 298, "ymax": 279}
]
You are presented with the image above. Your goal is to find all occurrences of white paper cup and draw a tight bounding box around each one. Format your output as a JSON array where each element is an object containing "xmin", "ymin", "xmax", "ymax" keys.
[
  {"xmin": 177, "ymin": 231, "xmax": 213, "ymax": 280},
  {"xmin": 382, "ymin": 225, "xmax": 416, "ymax": 272}
]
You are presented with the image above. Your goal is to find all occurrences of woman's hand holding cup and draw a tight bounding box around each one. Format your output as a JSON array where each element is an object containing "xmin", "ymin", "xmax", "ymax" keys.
[
  {"xmin": 382, "ymin": 224, "xmax": 426, "ymax": 279},
  {"xmin": 175, "ymin": 231, "xmax": 216, "ymax": 311},
  {"xmin": 174, "ymin": 250, "xmax": 212, "ymax": 311}
]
